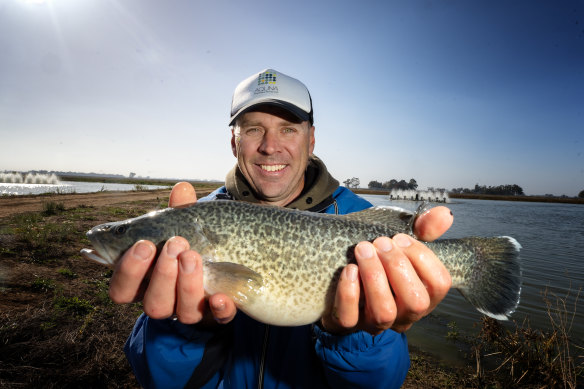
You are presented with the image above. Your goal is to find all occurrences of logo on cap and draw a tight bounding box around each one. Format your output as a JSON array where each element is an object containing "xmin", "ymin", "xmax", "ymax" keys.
[{"xmin": 258, "ymin": 70, "xmax": 277, "ymax": 85}]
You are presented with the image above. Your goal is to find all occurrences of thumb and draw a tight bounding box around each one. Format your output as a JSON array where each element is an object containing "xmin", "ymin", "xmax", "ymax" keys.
[
  {"xmin": 413, "ymin": 206, "xmax": 453, "ymax": 242},
  {"xmin": 169, "ymin": 182, "xmax": 198, "ymax": 208}
]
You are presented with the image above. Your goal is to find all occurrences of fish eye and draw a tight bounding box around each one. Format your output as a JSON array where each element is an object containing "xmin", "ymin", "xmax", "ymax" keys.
[{"xmin": 114, "ymin": 225, "xmax": 127, "ymax": 235}]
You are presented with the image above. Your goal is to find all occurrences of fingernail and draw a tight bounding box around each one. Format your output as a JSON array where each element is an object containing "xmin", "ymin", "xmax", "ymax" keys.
[
  {"xmin": 345, "ymin": 265, "xmax": 358, "ymax": 281},
  {"xmin": 180, "ymin": 255, "xmax": 196, "ymax": 274},
  {"xmin": 375, "ymin": 237, "xmax": 393, "ymax": 253},
  {"xmin": 134, "ymin": 241, "xmax": 153, "ymax": 260},
  {"xmin": 394, "ymin": 234, "xmax": 412, "ymax": 248},
  {"xmin": 356, "ymin": 242, "xmax": 374, "ymax": 258},
  {"xmin": 213, "ymin": 299, "xmax": 226, "ymax": 312},
  {"xmin": 167, "ymin": 238, "xmax": 187, "ymax": 257}
]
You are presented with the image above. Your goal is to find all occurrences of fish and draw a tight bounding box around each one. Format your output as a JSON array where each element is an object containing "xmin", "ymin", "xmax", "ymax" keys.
[{"xmin": 80, "ymin": 200, "xmax": 522, "ymax": 326}]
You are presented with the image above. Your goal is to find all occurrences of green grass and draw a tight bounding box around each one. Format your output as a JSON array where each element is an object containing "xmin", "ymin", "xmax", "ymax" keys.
[
  {"xmin": 41, "ymin": 200, "xmax": 65, "ymax": 216},
  {"xmin": 53, "ymin": 296, "xmax": 95, "ymax": 316},
  {"xmin": 57, "ymin": 268, "xmax": 77, "ymax": 279},
  {"xmin": 30, "ymin": 277, "xmax": 57, "ymax": 292}
]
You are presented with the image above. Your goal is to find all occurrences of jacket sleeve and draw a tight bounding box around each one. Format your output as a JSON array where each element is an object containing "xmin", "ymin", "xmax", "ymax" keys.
[
  {"xmin": 124, "ymin": 313, "xmax": 222, "ymax": 389},
  {"xmin": 313, "ymin": 325, "xmax": 410, "ymax": 389}
]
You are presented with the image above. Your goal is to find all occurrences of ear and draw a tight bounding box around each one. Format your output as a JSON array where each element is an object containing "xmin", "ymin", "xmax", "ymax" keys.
[
  {"xmin": 231, "ymin": 129, "xmax": 237, "ymax": 157},
  {"xmin": 309, "ymin": 125, "xmax": 315, "ymax": 155}
]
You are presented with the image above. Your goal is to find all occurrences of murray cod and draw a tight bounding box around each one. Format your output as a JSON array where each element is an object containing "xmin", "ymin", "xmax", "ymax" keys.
[{"xmin": 81, "ymin": 200, "xmax": 522, "ymax": 326}]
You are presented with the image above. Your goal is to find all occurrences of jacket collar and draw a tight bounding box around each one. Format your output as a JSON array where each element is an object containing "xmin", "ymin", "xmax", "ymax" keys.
[{"xmin": 225, "ymin": 155, "xmax": 339, "ymax": 211}]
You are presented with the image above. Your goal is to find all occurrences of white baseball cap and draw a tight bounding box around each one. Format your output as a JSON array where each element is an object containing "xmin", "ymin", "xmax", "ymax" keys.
[{"xmin": 229, "ymin": 68, "xmax": 313, "ymax": 126}]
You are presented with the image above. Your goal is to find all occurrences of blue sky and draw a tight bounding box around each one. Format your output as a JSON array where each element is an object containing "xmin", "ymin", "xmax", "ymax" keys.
[{"xmin": 1, "ymin": 0, "xmax": 582, "ymax": 196}]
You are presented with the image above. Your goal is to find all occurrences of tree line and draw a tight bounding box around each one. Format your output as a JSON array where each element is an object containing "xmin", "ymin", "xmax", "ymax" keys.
[
  {"xmin": 355, "ymin": 178, "xmax": 584, "ymax": 198},
  {"xmin": 368, "ymin": 179, "xmax": 418, "ymax": 190},
  {"xmin": 364, "ymin": 178, "xmax": 527, "ymax": 197},
  {"xmin": 451, "ymin": 184, "xmax": 525, "ymax": 196}
]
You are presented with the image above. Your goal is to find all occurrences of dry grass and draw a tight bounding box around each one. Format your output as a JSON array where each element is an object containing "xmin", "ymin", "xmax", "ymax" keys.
[{"xmin": 470, "ymin": 288, "xmax": 583, "ymax": 388}]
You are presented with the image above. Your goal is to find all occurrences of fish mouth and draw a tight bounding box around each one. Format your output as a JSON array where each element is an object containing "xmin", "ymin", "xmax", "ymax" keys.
[
  {"xmin": 81, "ymin": 233, "xmax": 117, "ymax": 266},
  {"xmin": 80, "ymin": 248, "xmax": 113, "ymax": 266}
]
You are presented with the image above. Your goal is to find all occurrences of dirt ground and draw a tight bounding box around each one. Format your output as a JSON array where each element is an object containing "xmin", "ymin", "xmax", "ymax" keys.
[{"xmin": 0, "ymin": 188, "xmax": 216, "ymax": 218}]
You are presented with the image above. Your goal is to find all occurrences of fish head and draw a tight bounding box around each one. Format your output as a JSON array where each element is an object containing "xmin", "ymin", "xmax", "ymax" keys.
[{"xmin": 81, "ymin": 209, "xmax": 175, "ymax": 266}]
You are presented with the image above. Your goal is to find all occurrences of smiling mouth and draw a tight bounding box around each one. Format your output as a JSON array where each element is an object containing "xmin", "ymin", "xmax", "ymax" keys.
[{"xmin": 260, "ymin": 164, "xmax": 286, "ymax": 172}]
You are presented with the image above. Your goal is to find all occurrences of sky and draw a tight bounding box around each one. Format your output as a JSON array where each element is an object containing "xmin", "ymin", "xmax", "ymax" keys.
[{"xmin": 0, "ymin": 0, "xmax": 583, "ymax": 196}]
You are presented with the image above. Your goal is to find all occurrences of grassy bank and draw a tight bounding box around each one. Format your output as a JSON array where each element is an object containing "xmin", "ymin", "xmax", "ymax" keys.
[
  {"xmin": 448, "ymin": 193, "xmax": 584, "ymax": 204},
  {"xmin": 0, "ymin": 192, "xmax": 581, "ymax": 387}
]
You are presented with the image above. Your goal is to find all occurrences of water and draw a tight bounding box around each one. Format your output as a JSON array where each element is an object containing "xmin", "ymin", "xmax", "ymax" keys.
[
  {"xmin": 361, "ymin": 194, "xmax": 584, "ymax": 363},
  {"xmin": 0, "ymin": 181, "xmax": 169, "ymax": 196}
]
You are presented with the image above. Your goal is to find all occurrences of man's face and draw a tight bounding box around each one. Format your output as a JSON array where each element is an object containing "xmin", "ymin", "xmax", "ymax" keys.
[{"xmin": 232, "ymin": 109, "xmax": 315, "ymax": 207}]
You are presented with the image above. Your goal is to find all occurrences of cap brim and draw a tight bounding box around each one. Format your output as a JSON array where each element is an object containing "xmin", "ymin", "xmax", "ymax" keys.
[{"xmin": 230, "ymin": 100, "xmax": 310, "ymax": 126}]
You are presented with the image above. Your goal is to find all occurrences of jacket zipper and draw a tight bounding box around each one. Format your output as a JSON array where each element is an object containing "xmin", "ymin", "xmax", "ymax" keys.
[{"xmin": 257, "ymin": 324, "xmax": 270, "ymax": 389}]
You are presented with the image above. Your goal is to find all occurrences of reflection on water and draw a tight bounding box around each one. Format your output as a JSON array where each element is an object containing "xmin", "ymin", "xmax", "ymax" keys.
[
  {"xmin": 361, "ymin": 195, "xmax": 584, "ymax": 363},
  {"xmin": 0, "ymin": 181, "xmax": 169, "ymax": 196}
]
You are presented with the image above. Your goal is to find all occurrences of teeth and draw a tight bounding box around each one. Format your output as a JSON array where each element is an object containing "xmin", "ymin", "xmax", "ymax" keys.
[{"xmin": 261, "ymin": 164, "xmax": 286, "ymax": 172}]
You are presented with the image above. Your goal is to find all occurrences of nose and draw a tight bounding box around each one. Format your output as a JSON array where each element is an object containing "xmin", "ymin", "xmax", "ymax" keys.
[{"xmin": 258, "ymin": 130, "xmax": 280, "ymax": 155}]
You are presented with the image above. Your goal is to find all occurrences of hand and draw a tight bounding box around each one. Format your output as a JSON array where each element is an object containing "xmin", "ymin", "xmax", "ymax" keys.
[
  {"xmin": 321, "ymin": 206, "xmax": 454, "ymax": 335},
  {"xmin": 108, "ymin": 182, "xmax": 237, "ymax": 325}
]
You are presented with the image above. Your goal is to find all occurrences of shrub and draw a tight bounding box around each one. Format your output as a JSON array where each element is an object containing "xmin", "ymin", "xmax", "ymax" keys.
[
  {"xmin": 54, "ymin": 296, "xmax": 94, "ymax": 316},
  {"xmin": 42, "ymin": 201, "xmax": 65, "ymax": 216}
]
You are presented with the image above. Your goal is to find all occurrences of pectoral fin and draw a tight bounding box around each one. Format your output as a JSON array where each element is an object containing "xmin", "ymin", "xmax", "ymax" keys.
[{"xmin": 202, "ymin": 262, "xmax": 264, "ymax": 306}]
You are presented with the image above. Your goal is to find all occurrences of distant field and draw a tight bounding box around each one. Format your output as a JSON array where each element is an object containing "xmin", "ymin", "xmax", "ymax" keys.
[
  {"xmin": 59, "ymin": 175, "xmax": 223, "ymax": 191},
  {"xmin": 352, "ymin": 189, "xmax": 584, "ymax": 205}
]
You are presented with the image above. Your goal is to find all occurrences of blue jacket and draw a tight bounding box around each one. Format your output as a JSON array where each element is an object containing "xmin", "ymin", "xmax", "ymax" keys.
[{"xmin": 125, "ymin": 186, "xmax": 410, "ymax": 388}]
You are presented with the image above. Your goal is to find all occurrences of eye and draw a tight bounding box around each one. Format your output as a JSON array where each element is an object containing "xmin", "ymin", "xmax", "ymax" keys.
[
  {"xmin": 114, "ymin": 225, "xmax": 127, "ymax": 235},
  {"xmin": 245, "ymin": 127, "xmax": 263, "ymax": 136}
]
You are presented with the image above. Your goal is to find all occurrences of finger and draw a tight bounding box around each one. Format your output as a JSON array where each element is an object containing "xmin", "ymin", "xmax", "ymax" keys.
[
  {"xmin": 109, "ymin": 240, "xmax": 156, "ymax": 303},
  {"xmin": 393, "ymin": 234, "xmax": 451, "ymax": 306},
  {"xmin": 175, "ymin": 250, "xmax": 205, "ymax": 324},
  {"xmin": 328, "ymin": 264, "xmax": 360, "ymax": 331},
  {"xmin": 393, "ymin": 234, "xmax": 451, "ymax": 319},
  {"xmin": 413, "ymin": 206, "xmax": 453, "ymax": 242},
  {"xmin": 208, "ymin": 294, "xmax": 238, "ymax": 324},
  {"xmin": 169, "ymin": 181, "xmax": 197, "ymax": 208},
  {"xmin": 375, "ymin": 236, "xmax": 429, "ymax": 332},
  {"xmin": 355, "ymin": 241, "xmax": 397, "ymax": 333},
  {"xmin": 143, "ymin": 236, "xmax": 190, "ymax": 319}
]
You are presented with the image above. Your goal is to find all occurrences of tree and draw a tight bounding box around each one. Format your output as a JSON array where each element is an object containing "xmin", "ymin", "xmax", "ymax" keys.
[
  {"xmin": 457, "ymin": 183, "xmax": 524, "ymax": 195},
  {"xmin": 129, "ymin": 172, "xmax": 136, "ymax": 179},
  {"xmin": 343, "ymin": 177, "xmax": 360, "ymax": 189},
  {"xmin": 579, "ymin": 190, "xmax": 584, "ymax": 198},
  {"xmin": 368, "ymin": 180, "xmax": 383, "ymax": 189},
  {"xmin": 408, "ymin": 179, "xmax": 418, "ymax": 190}
]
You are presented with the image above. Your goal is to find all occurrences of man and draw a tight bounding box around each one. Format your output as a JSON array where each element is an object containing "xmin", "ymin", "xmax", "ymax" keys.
[{"xmin": 110, "ymin": 69, "xmax": 453, "ymax": 388}]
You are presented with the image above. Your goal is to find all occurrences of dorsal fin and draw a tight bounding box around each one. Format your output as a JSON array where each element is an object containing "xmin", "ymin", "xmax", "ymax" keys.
[{"xmin": 341, "ymin": 206, "xmax": 415, "ymax": 234}]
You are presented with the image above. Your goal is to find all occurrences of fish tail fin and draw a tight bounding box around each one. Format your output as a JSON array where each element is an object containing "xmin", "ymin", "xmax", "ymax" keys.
[{"xmin": 431, "ymin": 236, "xmax": 522, "ymax": 320}]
